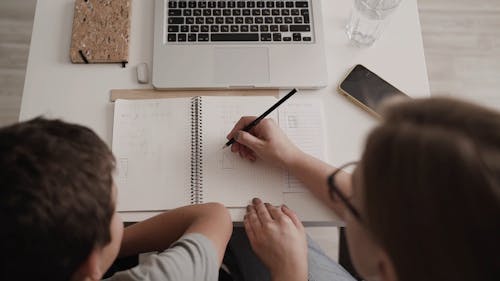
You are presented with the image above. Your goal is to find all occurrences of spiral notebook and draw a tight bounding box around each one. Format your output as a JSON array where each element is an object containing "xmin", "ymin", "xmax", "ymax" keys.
[{"xmin": 112, "ymin": 96, "xmax": 325, "ymax": 211}]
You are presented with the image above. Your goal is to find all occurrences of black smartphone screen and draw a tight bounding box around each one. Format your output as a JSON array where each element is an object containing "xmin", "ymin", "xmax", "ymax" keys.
[{"xmin": 339, "ymin": 65, "xmax": 409, "ymax": 114}]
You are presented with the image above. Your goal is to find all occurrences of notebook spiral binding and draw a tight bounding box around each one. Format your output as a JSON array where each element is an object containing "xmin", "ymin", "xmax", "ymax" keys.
[{"xmin": 190, "ymin": 96, "xmax": 203, "ymax": 204}]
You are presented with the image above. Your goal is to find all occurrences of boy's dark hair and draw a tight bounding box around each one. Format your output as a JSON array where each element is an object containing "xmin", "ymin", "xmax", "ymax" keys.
[
  {"xmin": 361, "ymin": 98, "xmax": 500, "ymax": 281},
  {"xmin": 0, "ymin": 118, "xmax": 115, "ymax": 281}
]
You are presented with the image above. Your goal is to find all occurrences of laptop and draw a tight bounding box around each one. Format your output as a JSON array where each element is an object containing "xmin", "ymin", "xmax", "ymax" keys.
[{"xmin": 153, "ymin": 0, "xmax": 328, "ymax": 89}]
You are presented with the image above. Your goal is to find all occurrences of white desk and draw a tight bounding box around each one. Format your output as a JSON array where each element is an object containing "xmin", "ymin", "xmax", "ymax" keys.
[{"xmin": 20, "ymin": 0, "xmax": 429, "ymax": 225}]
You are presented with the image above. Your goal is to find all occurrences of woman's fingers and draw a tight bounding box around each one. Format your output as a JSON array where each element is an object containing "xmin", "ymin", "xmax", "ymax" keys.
[
  {"xmin": 281, "ymin": 205, "xmax": 303, "ymax": 229},
  {"xmin": 265, "ymin": 203, "xmax": 284, "ymax": 221},
  {"xmin": 252, "ymin": 198, "xmax": 272, "ymax": 224},
  {"xmin": 246, "ymin": 204, "xmax": 262, "ymax": 230}
]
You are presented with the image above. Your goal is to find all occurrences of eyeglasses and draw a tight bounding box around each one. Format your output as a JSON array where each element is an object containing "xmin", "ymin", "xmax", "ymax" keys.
[{"xmin": 327, "ymin": 162, "xmax": 362, "ymax": 221}]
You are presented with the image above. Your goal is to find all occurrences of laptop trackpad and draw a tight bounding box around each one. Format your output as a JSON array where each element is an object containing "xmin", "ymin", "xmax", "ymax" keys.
[{"xmin": 214, "ymin": 47, "xmax": 270, "ymax": 84}]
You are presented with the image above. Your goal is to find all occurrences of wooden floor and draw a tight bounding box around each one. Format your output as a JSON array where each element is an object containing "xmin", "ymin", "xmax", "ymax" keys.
[{"xmin": 1, "ymin": 0, "xmax": 499, "ymax": 262}]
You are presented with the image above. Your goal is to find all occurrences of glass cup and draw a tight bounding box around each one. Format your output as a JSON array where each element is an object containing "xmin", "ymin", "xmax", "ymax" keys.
[{"xmin": 346, "ymin": 0, "xmax": 403, "ymax": 47}]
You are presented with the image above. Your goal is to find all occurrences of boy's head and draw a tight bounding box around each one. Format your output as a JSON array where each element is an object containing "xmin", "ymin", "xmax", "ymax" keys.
[{"xmin": 0, "ymin": 118, "xmax": 123, "ymax": 281}]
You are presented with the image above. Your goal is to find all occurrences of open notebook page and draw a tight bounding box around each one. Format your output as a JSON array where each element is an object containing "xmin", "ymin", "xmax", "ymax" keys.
[
  {"xmin": 112, "ymin": 98, "xmax": 191, "ymax": 211},
  {"xmin": 201, "ymin": 96, "xmax": 285, "ymax": 207},
  {"xmin": 279, "ymin": 98, "xmax": 326, "ymax": 192}
]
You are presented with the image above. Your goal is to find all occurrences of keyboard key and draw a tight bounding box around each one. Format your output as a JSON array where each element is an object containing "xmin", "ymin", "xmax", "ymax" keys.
[
  {"xmin": 168, "ymin": 9, "xmax": 182, "ymax": 16},
  {"xmin": 274, "ymin": 17, "xmax": 283, "ymax": 24},
  {"xmin": 196, "ymin": 17, "xmax": 204, "ymax": 24},
  {"xmin": 265, "ymin": 17, "xmax": 273, "ymax": 23},
  {"xmin": 188, "ymin": 1, "xmax": 196, "ymax": 8},
  {"xmin": 241, "ymin": 25, "xmax": 249, "ymax": 32},
  {"xmin": 291, "ymin": 9, "xmax": 300, "ymax": 15},
  {"xmin": 255, "ymin": 17, "xmax": 264, "ymax": 24},
  {"xmin": 273, "ymin": 33, "xmax": 282, "ymax": 41},
  {"xmin": 218, "ymin": 1, "xmax": 226, "ymax": 8},
  {"xmin": 262, "ymin": 9, "xmax": 271, "ymax": 16},
  {"xmin": 281, "ymin": 9, "xmax": 290, "ymax": 16},
  {"xmin": 252, "ymin": 9, "xmax": 261, "ymax": 16},
  {"xmin": 295, "ymin": 1, "xmax": 309, "ymax": 8},
  {"xmin": 225, "ymin": 17, "xmax": 234, "ymax": 24},
  {"xmin": 213, "ymin": 9, "xmax": 222, "ymax": 16},
  {"xmin": 260, "ymin": 33, "xmax": 272, "ymax": 41},
  {"xmin": 276, "ymin": 1, "xmax": 284, "ymax": 8},
  {"xmin": 168, "ymin": 17, "xmax": 184, "ymax": 24},
  {"xmin": 201, "ymin": 25, "xmax": 209, "ymax": 32},
  {"xmin": 294, "ymin": 17, "xmax": 303, "ymax": 23},
  {"xmin": 208, "ymin": 1, "xmax": 216, "ymax": 8},
  {"xmin": 245, "ymin": 17, "xmax": 254, "ymax": 24},
  {"xmin": 304, "ymin": 15, "xmax": 310, "ymax": 23},
  {"xmin": 183, "ymin": 9, "xmax": 192, "ymax": 16},
  {"xmin": 168, "ymin": 1, "xmax": 177, "ymax": 8},
  {"xmin": 247, "ymin": 1, "xmax": 255, "ymax": 8},
  {"xmin": 168, "ymin": 25, "xmax": 179, "ymax": 32},
  {"xmin": 188, "ymin": 33, "xmax": 197, "ymax": 41},
  {"xmin": 231, "ymin": 25, "xmax": 239, "ymax": 32},
  {"xmin": 186, "ymin": 17, "xmax": 194, "ymax": 24},
  {"xmin": 199, "ymin": 1, "xmax": 207, "ymax": 8},
  {"xmin": 272, "ymin": 9, "xmax": 280, "ymax": 16},
  {"xmin": 279, "ymin": 25, "xmax": 288, "ymax": 32},
  {"xmin": 266, "ymin": 1, "xmax": 274, "ymax": 8},
  {"xmin": 242, "ymin": 9, "xmax": 251, "ymax": 15},
  {"xmin": 167, "ymin": 34, "xmax": 176, "ymax": 41},
  {"xmin": 228, "ymin": 1, "xmax": 236, "ymax": 8},
  {"xmin": 203, "ymin": 9, "xmax": 211, "ymax": 16},
  {"xmin": 206, "ymin": 17, "xmax": 215, "ymax": 24},
  {"xmin": 179, "ymin": 1, "xmax": 187, "ymax": 8},
  {"xmin": 221, "ymin": 25, "xmax": 229, "ymax": 32},
  {"xmin": 178, "ymin": 33, "xmax": 187, "ymax": 41},
  {"xmin": 260, "ymin": 25, "xmax": 269, "ymax": 32},
  {"xmin": 223, "ymin": 9, "xmax": 231, "ymax": 16},
  {"xmin": 190, "ymin": 25, "xmax": 199, "ymax": 32},
  {"xmin": 237, "ymin": 1, "xmax": 246, "ymax": 8},
  {"xmin": 290, "ymin": 25, "xmax": 310, "ymax": 32},
  {"xmin": 301, "ymin": 9, "xmax": 309, "ymax": 16},
  {"xmin": 283, "ymin": 36, "xmax": 292, "ymax": 41},
  {"xmin": 250, "ymin": 25, "xmax": 259, "ymax": 32},
  {"xmin": 181, "ymin": 25, "xmax": 189, "ymax": 32},
  {"xmin": 211, "ymin": 33, "xmax": 259, "ymax": 41},
  {"xmin": 285, "ymin": 1, "xmax": 294, "ymax": 8},
  {"xmin": 194, "ymin": 9, "xmax": 202, "ymax": 16},
  {"xmin": 257, "ymin": 1, "xmax": 265, "ymax": 8},
  {"xmin": 303, "ymin": 36, "xmax": 312, "ymax": 41},
  {"xmin": 284, "ymin": 17, "xmax": 292, "ymax": 23},
  {"xmin": 216, "ymin": 17, "xmax": 224, "ymax": 24},
  {"xmin": 293, "ymin": 32, "xmax": 301, "ymax": 41},
  {"xmin": 211, "ymin": 25, "xmax": 220, "ymax": 32},
  {"xmin": 233, "ymin": 9, "xmax": 241, "ymax": 16},
  {"xmin": 270, "ymin": 25, "xmax": 279, "ymax": 32},
  {"xmin": 236, "ymin": 17, "xmax": 244, "ymax": 24},
  {"xmin": 198, "ymin": 33, "xmax": 209, "ymax": 41}
]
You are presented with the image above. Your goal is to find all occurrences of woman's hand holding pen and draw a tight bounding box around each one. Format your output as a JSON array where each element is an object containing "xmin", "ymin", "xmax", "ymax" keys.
[{"xmin": 226, "ymin": 116, "xmax": 303, "ymax": 168}]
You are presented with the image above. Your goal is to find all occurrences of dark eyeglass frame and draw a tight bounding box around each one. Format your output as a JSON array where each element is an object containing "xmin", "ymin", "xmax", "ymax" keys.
[{"xmin": 327, "ymin": 162, "xmax": 362, "ymax": 221}]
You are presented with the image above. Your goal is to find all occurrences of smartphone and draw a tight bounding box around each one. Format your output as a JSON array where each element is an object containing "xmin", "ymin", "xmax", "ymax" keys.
[{"xmin": 338, "ymin": 64, "xmax": 409, "ymax": 117}]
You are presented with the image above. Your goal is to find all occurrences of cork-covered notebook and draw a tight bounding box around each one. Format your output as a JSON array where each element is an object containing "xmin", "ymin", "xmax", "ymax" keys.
[{"xmin": 70, "ymin": 0, "xmax": 131, "ymax": 66}]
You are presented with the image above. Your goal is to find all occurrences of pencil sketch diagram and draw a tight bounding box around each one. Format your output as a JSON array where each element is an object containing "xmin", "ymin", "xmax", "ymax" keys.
[
  {"xmin": 117, "ymin": 157, "xmax": 129, "ymax": 179},
  {"xmin": 287, "ymin": 114, "xmax": 299, "ymax": 128},
  {"xmin": 219, "ymin": 148, "xmax": 236, "ymax": 169}
]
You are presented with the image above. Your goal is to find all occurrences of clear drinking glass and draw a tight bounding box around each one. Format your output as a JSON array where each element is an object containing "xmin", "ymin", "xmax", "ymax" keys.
[{"xmin": 346, "ymin": 0, "xmax": 402, "ymax": 46}]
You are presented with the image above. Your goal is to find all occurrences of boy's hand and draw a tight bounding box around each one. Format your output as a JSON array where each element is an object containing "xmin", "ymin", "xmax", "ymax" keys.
[
  {"xmin": 244, "ymin": 198, "xmax": 308, "ymax": 281},
  {"xmin": 226, "ymin": 117, "xmax": 303, "ymax": 168}
]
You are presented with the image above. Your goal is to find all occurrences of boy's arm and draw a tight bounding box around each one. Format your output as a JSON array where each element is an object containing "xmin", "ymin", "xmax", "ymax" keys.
[{"xmin": 118, "ymin": 202, "xmax": 232, "ymax": 264}]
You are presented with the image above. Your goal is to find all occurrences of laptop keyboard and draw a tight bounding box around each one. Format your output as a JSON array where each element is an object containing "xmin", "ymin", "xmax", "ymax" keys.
[{"xmin": 165, "ymin": 0, "xmax": 314, "ymax": 43}]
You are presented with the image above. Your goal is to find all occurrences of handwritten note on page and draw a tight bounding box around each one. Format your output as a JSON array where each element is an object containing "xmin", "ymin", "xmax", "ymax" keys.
[
  {"xmin": 112, "ymin": 99, "xmax": 192, "ymax": 211},
  {"xmin": 201, "ymin": 96, "xmax": 285, "ymax": 206},
  {"xmin": 279, "ymin": 98, "xmax": 326, "ymax": 192}
]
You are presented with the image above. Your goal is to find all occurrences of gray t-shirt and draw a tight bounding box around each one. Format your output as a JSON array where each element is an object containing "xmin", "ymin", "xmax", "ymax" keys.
[{"xmin": 104, "ymin": 233, "xmax": 219, "ymax": 281}]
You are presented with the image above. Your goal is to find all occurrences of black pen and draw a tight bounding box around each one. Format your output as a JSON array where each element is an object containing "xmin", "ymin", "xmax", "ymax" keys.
[{"xmin": 224, "ymin": 88, "xmax": 298, "ymax": 148}]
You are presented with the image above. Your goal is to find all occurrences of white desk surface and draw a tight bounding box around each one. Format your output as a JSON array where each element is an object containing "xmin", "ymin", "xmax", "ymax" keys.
[{"xmin": 20, "ymin": 0, "xmax": 429, "ymax": 225}]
